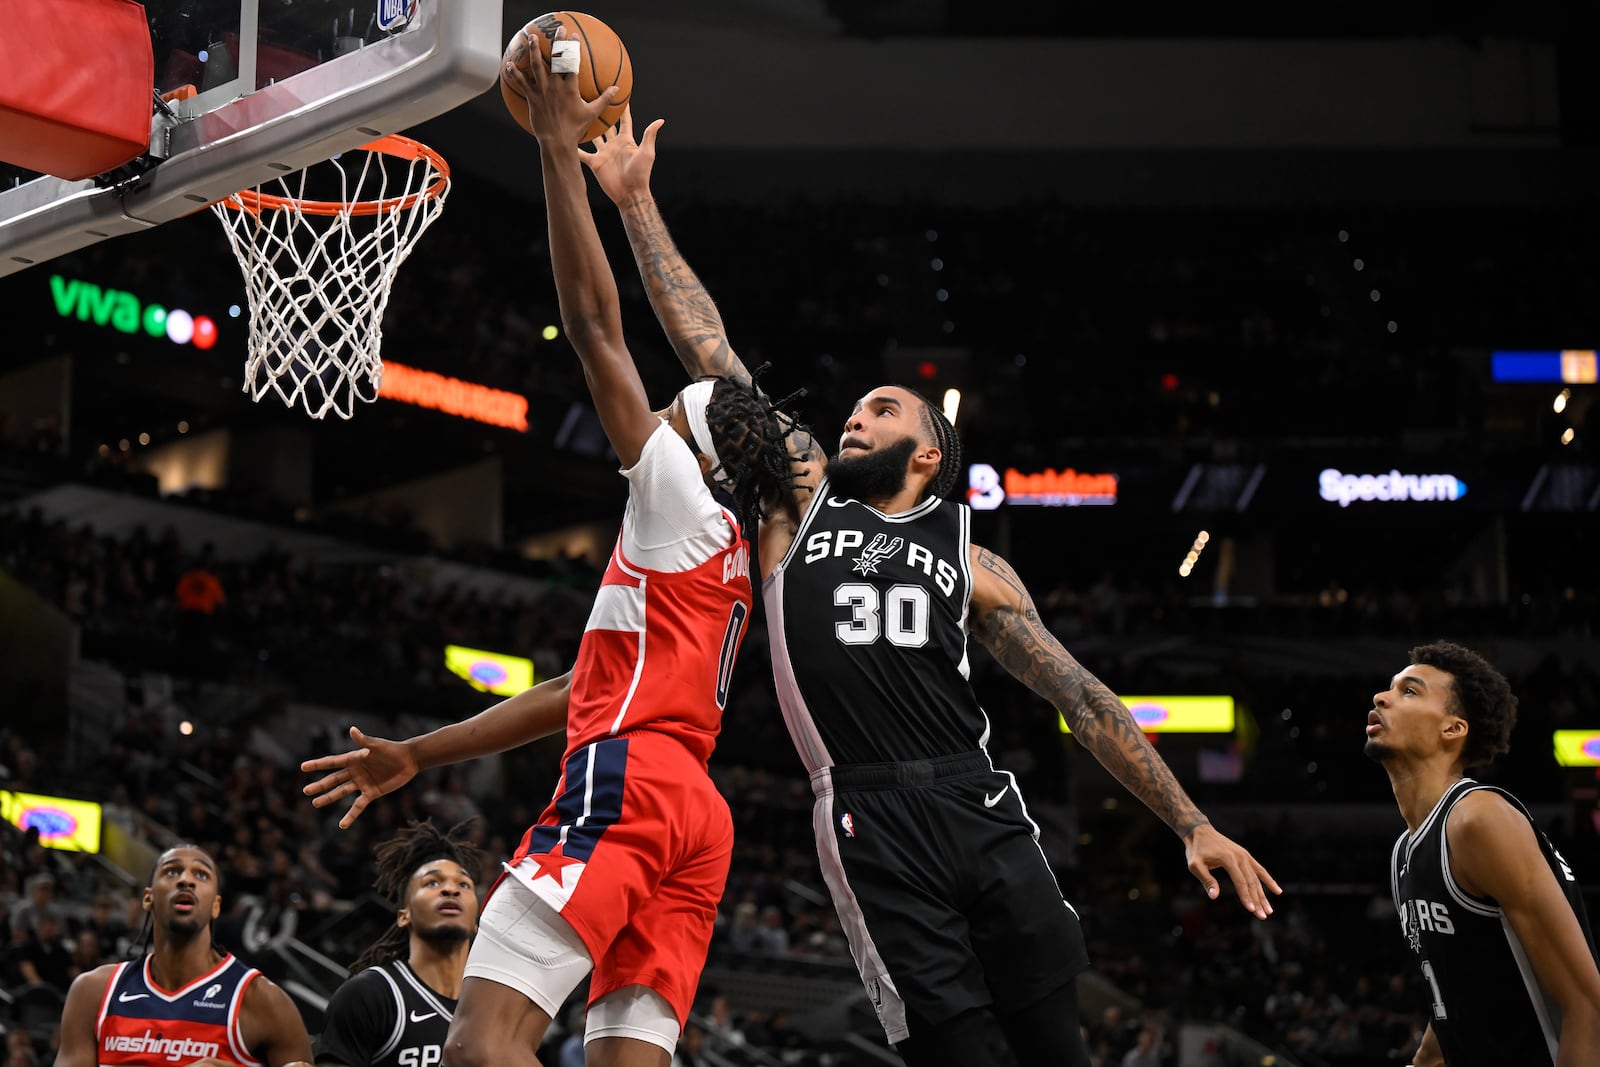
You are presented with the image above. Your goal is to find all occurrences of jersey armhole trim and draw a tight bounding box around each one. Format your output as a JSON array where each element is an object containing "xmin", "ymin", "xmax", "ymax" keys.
[
  {"xmin": 1440, "ymin": 785, "xmax": 1506, "ymax": 918},
  {"xmin": 370, "ymin": 965, "xmax": 407, "ymax": 1062},
  {"xmin": 773, "ymin": 475, "xmax": 832, "ymax": 574}
]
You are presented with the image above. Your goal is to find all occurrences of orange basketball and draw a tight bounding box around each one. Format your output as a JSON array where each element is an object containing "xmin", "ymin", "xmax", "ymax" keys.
[{"xmin": 501, "ymin": 11, "xmax": 632, "ymax": 145}]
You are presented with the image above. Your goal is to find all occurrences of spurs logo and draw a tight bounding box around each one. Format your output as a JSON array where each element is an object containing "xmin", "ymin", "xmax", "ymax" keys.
[{"xmin": 851, "ymin": 534, "xmax": 904, "ymax": 576}]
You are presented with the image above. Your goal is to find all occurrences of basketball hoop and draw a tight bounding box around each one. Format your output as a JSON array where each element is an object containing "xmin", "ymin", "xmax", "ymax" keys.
[{"xmin": 212, "ymin": 134, "xmax": 450, "ymax": 420}]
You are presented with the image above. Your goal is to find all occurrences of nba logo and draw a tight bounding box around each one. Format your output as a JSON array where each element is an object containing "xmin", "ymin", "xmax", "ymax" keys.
[
  {"xmin": 376, "ymin": 0, "xmax": 416, "ymax": 32},
  {"xmin": 840, "ymin": 813, "xmax": 855, "ymax": 838}
]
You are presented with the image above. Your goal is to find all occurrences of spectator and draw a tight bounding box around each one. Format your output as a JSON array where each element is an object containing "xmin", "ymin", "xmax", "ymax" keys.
[{"xmin": 8, "ymin": 875, "xmax": 61, "ymax": 939}]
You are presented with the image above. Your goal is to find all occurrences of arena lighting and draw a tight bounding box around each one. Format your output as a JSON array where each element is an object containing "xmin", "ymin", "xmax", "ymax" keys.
[
  {"xmin": 48, "ymin": 274, "xmax": 218, "ymax": 349},
  {"xmin": 943, "ymin": 388, "xmax": 961, "ymax": 425},
  {"xmin": 0, "ymin": 790, "xmax": 102, "ymax": 852},
  {"xmin": 1059, "ymin": 696, "xmax": 1235, "ymax": 735},
  {"xmin": 1492, "ymin": 350, "xmax": 1599, "ymax": 384},
  {"xmin": 444, "ymin": 644, "xmax": 535, "ymax": 697},
  {"xmin": 379, "ymin": 362, "xmax": 530, "ymax": 431},
  {"xmin": 1553, "ymin": 730, "xmax": 1600, "ymax": 767}
]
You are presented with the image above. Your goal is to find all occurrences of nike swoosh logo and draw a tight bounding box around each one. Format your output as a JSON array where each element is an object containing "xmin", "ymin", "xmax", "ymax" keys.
[
  {"xmin": 410, "ymin": 1011, "xmax": 438, "ymax": 1022},
  {"xmin": 118, "ymin": 992, "xmax": 150, "ymax": 1002},
  {"xmin": 983, "ymin": 786, "xmax": 1009, "ymax": 808}
]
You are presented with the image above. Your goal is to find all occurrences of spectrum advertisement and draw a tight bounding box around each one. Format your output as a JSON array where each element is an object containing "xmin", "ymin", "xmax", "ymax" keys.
[{"xmin": 1318, "ymin": 468, "xmax": 1468, "ymax": 507}]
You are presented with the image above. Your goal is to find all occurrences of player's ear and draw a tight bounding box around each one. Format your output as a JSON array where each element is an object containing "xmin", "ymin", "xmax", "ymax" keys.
[
  {"xmin": 1442, "ymin": 716, "xmax": 1468, "ymax": 741},
  {"xmin": 396, "ymin": 907, "xmax": 411, "ymax": 931},
  {"xmin": 142, "ymin": 888, "xmax": 153, "ymax": 914},
  {"xmin": 210, "ymin": 894, "xmax": 222, "ymax": 920}
]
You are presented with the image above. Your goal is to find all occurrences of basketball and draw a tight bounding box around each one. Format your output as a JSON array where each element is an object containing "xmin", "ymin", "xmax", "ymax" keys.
[{"xmin": 501, "ymin": 11, "xmax": 632, "ymax": 145}]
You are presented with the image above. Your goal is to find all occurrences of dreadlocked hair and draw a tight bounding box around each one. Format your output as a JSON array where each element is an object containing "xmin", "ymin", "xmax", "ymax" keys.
[
  {"xmin": 898, "ymin": 386, "xmax": 963, "ymax": 500},
  {"xmin": 702, "ymin": 365, "xmax": 811, "ymax": 521},
  {"xmin": 349, "ymin": 818, "xmax": 484, "ymax": 974}
]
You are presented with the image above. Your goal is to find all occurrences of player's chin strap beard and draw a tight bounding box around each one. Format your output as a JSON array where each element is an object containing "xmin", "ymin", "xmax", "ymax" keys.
[{"xmin": 681, "ymin": 380, "xmax": 734, "ymax": 489}]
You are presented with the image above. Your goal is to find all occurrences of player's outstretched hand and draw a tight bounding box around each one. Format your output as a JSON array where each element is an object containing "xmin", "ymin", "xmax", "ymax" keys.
[
  {"xmin": 581, "ymin": 106, "xmax": 665, "ymax": 206},
  {"xmin": 1184, "ymin": 824, "xmax": 1282, "ymax": 920},
  {"xmin": 503, "ymin": 26, "xmax": 618, "ymax": 147},
  {"xmin": 300, "ymin": 726, "xmax": 419, "ymax": 830}
]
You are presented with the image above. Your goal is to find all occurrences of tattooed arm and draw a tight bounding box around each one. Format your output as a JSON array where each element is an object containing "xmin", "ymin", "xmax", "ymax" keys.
[
  {"xmin": 579, "ymin": 107, "xmax": 824, "ymax": 535},
  {"xmin": 968, "ymin": 543, "xmax": 1282, "ymax": 919}
]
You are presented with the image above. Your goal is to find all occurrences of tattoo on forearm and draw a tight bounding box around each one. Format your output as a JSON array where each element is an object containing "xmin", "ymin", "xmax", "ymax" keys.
[
  {"xmin": 971, "ymin": 550, "xmax": 1209, "ymax": 838},
  {"xmin": 619, "ymin": 200, "xmax": 747, "ymax": 384}
]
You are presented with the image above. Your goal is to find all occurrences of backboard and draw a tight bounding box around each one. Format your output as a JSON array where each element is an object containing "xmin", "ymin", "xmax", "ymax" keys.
[{"xmin": 0, "ymin": 0, "xmax": 501, "ymax": 277}]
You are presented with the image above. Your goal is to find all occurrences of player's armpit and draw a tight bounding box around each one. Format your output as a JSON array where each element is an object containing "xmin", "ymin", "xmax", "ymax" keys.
[{"xmin": 1447, "ymin": 792, "xmax": 1600, "ymax": 1063}]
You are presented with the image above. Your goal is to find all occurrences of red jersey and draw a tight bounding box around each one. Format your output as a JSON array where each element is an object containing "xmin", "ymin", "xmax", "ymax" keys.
[
  {"xmin": 96, "ymin": 953, "xmax": 262, "ymax": 1066},
  {"xmin": 563, "ymin": 421, "xmax": 753, "ymax": 767}
]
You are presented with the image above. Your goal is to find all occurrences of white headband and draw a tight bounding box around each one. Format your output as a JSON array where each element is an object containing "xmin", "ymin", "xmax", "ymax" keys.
[{"xmin": 679, "ymin": 380, "xmax": 733, "ymax": 489}]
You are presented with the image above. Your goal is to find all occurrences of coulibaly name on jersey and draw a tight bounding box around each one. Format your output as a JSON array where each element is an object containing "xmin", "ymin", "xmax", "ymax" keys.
[
  {"xmin": 802, "ymin": 529, "xmax": 959, "ymax": 597},
  {"xmin": 1399, "ymin": 897, "xmax": 1456, "ymax": 941},
  {"xmin": 723, "ymin": 542, "xmax": 750, "ymax": 584},
  {"xmin": 103, "ymin": 1032, "xmax": 220, "ymax": 1061}
]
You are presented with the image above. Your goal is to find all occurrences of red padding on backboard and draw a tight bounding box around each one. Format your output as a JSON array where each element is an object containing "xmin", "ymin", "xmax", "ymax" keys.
[{"xmin": 0, "ymin": 0, "xmax": 154, "ymax": 180}]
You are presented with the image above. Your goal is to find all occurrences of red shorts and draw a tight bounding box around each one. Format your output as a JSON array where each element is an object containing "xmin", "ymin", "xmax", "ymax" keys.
[{"xmin": 502, "ymin": 730, "xmax": 732, "ymax": 1024}]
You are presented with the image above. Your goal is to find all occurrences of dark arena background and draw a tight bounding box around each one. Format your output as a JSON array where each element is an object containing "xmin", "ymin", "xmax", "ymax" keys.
[{"xmin": 2, "ymin": 2, "xmax": 1599, "ymax": 1065}]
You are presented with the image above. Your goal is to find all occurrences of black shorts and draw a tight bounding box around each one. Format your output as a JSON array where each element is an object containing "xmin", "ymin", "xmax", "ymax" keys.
[{"xmin": 810, "ymin": 752, "xmax": 1090, "ymax": 1043}]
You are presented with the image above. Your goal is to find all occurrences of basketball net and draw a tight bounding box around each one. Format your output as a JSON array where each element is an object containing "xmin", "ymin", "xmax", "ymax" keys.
[{"xmin": 212, "ymin": 135, "xmax": 450, "ymax": 420}]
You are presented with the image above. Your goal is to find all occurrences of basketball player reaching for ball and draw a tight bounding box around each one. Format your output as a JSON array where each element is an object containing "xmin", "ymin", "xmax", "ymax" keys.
[
  {"xmin": 301, "ymin": 41, "xmax": 801, "ymax": 1067},
  {"xmin": 55, "ymin": 844, "xmax": 315, "ymax": 1067},
  {"xmin": 1365, "ymin": 641, "xmax": 1600, "ymax": 1067},
  {"xmin": 315, "ymin": 820, "xmax": 481, "ymax": 1067},
  {"xmin": 573, "ymin": 110, "xmax": 1280, "ymax": 1067}
]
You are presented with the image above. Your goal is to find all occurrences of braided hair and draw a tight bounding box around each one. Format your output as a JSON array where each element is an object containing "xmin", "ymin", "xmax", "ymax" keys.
[
  {"xmin": 349, "ymin": 818, "xmax": 483, "ymax": 974},
  {"xmin": 898, "ymin": 386, "xmax": 963, "ymax": 501},
  {"xmin": 700, "ymin": 366, "xmax": 810, "ymax": 521}
]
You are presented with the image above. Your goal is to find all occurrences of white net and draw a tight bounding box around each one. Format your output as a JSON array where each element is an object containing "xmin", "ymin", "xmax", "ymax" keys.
[{"xmin": 212, "ymin": 136, "xmax": 450, "ymax": 420}]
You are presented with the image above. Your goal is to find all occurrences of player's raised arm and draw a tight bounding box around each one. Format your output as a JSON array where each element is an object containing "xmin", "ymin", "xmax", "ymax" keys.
[
  {"xmin": 503, "ymin": 40, "xmax": 657, "ymax": 466},
  {"xmin": 581, "ymin": 107, "xmax": 745, "ymax": 387},
  {"xmin": 966, "ymin": 542, "xmax": 1282, "ymax": 919},
  {"xmin": 581, "ymin": 108, "xmax": 826, "ymax": 518},
  {"xmin": 1447, "ymin": 791, "xmax": 1600, "ymax": 1066}
]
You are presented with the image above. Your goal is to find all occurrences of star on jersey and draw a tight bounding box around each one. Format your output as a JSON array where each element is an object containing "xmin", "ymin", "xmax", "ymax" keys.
[
  {"xmin": 528, "ymin": 847, "xmax": 584, "ymax": 889},
  {"xmin": 851, "ymin": 533, "xmax": 904, "ymax": 576}
]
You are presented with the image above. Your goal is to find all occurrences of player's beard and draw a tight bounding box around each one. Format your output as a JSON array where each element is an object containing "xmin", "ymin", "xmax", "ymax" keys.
[
  {"xmin": 828, "ymin": 437, "xmax": 919, "ymax": 504},
  {"xmin": 416, "ymin": 919, "xmax": 475, "ymax": 947},
  {"xmin": 1363, "ymin": 738, "xmax": 1394, "ymax": 763}
]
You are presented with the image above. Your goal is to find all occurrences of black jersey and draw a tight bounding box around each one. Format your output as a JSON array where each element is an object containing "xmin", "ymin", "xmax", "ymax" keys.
[
  {"xmin": 764, "ymin": 480, "xmax": 988, "ymax": 770},
  {"xmin": 314, "ymin": 960, "xmax": 456, "ymax": 1067},
  {"xmin": 1390, "ymin": 778, "xmax": 1598, "ymax": 1067}
]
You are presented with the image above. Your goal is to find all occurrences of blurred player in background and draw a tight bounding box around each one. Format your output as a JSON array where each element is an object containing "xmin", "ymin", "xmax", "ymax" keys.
[
  {"xmin": 304, "ymin": 29, "xmax": 803, "ymax": 1067},
  {"xmin": 54, "ymin": 844, "xmax": 315, "ymax": 1067},
  {"xmin": 1365, "ymin": 641, "xmax": 1600, "ymax": 1067},
  {"xmin": 316, "ymin": 820, "xmax": 481, "ymax": 1067},
  {"xmin": 571, "ymin": 107, "xmax": 1279, "ymax": 1067}
]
